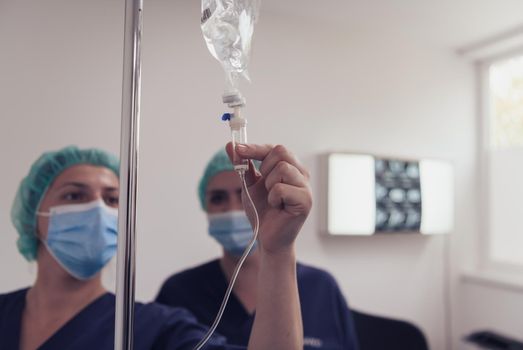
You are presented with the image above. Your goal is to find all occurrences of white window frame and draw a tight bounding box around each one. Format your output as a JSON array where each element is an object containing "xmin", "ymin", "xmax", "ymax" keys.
[{"xmin": 478, "ymin": 48, "xmax": 523, "ymax": 277}]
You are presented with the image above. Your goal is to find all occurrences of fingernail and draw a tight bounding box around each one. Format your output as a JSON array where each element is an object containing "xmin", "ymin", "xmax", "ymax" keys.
[{"xmin": 236, "ymin": 144, "xmax": 248, "ymax": 153}]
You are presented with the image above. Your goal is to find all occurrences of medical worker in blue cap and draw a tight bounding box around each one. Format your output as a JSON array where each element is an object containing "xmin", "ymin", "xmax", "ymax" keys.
[
  {"xmin": 156, "ymin": 147, "xmax": 360, "ymax": 350},
  {"xmin": 0, "ymin": 143, "xmax": 311, "ymax": 350}
]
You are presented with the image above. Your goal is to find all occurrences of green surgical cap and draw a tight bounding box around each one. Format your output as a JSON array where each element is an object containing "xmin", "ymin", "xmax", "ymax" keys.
[
  {"xmin": 198, "ymin": 149, "xmax": 235, "ymax": 210},
  {"xmin": 197, "ymin": 148, "xmax": 260, "ymax": 210},
  {"xmin": 11, "ymin": 145, "xmax": 120, "ymax": 261}
]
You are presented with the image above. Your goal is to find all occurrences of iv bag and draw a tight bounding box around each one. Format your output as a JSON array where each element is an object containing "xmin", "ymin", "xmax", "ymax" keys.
[{"xmin": 201, "ymin": 0, "xmax": 260, "ymax": 93}]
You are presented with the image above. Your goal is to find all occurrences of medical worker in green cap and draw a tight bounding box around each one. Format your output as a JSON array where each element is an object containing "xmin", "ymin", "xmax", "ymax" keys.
[
  {"xmin": 156, "ymin": 147, "xmax": 359, "ymax": 350},
  {"xmin": 0, "ymin": 143, "xmax": 312, "ymax": 350}
]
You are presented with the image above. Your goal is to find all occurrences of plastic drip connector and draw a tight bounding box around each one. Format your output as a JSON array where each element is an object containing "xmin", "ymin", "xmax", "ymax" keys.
[{"xmin": 222, "ymin": 91, "xmax": 246, "ymax": 108}]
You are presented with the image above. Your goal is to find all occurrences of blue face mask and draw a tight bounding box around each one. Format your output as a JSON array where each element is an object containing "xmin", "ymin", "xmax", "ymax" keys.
[
  {"xmin": 208, "ymin": 210, "xmax": 257, "ymax": 257},
  {"xmin": 37, "ymin": 200, "xmax": 118, "ymax": 280}
]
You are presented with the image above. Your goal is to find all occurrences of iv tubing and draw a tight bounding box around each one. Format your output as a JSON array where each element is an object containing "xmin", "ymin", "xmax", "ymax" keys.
[{"xmin": 193, "ymin": 169, "xmax": 260, "ymax": 350}]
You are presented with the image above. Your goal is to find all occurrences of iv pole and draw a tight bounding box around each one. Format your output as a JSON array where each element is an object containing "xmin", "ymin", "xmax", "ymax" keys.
[{"xmin": 115, "ymin": 0, "xmax": 143, "ymax": 349}]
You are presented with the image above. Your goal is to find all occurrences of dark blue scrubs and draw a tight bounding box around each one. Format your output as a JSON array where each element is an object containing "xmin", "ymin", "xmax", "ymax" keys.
[
  {"xmin": 0, "ymin": 288, "xmax": 243, "ymax": 350},
  {"xmin": 156, "ymin": 260, "xmax": 360, "ymax": 350}
]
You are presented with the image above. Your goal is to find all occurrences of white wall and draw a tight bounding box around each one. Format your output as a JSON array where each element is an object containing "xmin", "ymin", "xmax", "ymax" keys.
[
  {"xmin": 0, "ymin": 0, "xmax": 124, "ymax": 289},
  {"xmin": 458, "ymin": 279, "xmax": 523, "ymax": 342},
  {"xmin": 0, "ymin": 1, "xmax": 480, "ymax": 349}
]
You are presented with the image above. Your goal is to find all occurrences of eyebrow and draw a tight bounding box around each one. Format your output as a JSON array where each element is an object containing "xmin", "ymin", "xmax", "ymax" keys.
[
  {"xmin": 57, "ymin": 182, "xmax": 88, "ymax": 189},
  {"xmin": 208, "ymin": 189, "xmax": 227, "ymax": 195},
  {"xmin": 208, "ymin": 188, "xmax": 243, "ymax": 192},
  {"xmin": 57, "ymin": 182, "xmax": 119, "ymax": 192},
  {"xmin": 207, "ymin": 189, "xmax": 242, "ymax": 196}
]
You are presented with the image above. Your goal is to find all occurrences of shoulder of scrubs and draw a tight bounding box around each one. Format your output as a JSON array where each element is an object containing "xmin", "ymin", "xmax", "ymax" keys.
[
  {"xmin": 0, "ymin": 288, "xmax": 28, "ymax": 323},
  {"xmin": 138, "ymin": 300, "xmax": 244, "ymax": 350},
  {"xmin": 0, "ymin": 288, "xmax": 30, "ymax": 349},
  {"xmin": 0, "ymin": 287, "xmax": 27, "ymax": 304},
  {"xmin": 0, "ymin": 288, "xmax": 243, "ymax": 350},
  {"xmin": 296, "ymin": 263, "xmax": 360, "ymax": 350},
  {"xmin": 156, "ymin": 259, "xmax": 220, "ymax": 306},
  {"xmin": 156, "ymin": 259, "xmax": 254, "ymax": 346}
]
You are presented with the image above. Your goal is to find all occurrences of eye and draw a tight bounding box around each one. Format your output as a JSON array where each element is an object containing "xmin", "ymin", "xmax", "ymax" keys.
[
  {"xmin": 61, "ymin": 191, "xmax": 86, "ymax": 202},
  {"xmin": 105, "ymin": 196, "xmax": 119, "ymax": 207},
  {"xmin": 209, "ymin": 191, "xmax": 228, "ymax": 205}
]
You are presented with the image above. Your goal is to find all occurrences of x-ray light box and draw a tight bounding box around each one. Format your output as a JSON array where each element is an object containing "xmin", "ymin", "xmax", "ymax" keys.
[{"xmin": 323, "ymin": 153, "xmax": 454, "ymax": 236}]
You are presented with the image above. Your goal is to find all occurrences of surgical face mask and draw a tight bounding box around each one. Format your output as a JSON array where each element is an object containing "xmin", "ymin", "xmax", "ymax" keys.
[
  {"xmin": 208, "ymin": 210, "xmax": 256, "ymax": 256},
  {"xmin": 37, "ymin": 200, "xmax": 118, "ymax": 280}
]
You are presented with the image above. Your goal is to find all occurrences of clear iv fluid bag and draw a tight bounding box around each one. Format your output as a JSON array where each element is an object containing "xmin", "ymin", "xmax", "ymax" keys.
[{"xmin": 201, "ymin": 0, "xmax": 260, "ymax": 91}]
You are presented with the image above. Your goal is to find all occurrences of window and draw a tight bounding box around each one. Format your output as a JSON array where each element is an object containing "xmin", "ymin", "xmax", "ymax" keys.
[
  {"xmin": 489, "ymin": 56, "xmax": 523, "ymax": 149},
  {"xmin": 483, "ymin": 53, "xmax": 523, "ymax": 268}
]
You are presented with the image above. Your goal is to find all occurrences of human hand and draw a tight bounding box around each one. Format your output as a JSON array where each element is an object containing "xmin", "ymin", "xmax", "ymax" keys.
[{"xmin": 225, "ymin": 143, "xmax": 312, "ymax": 255}]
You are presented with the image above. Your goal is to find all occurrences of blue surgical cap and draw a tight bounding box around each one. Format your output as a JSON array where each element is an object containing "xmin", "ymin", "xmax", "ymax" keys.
[
  {"xmin": 11, "ymin": 145, "xmax": 120, "ymax": 261},
  {"xmin": 197, "ymin": 148, "xmax": 261, "ymax": 210}
]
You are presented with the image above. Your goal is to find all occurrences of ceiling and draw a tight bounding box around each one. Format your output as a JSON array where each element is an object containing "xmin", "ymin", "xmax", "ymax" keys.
[{"xmin": 261, "ymin": 0, "xmax": 523, "ymax": 50}]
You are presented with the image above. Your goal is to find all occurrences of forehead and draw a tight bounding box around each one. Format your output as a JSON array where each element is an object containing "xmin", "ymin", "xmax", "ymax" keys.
[
  {"xmin": 206, "ymin": 171, "xmax": 241, "ymax": 191},
  {"xmin": 49, "ymin": 164, "xmax": 119, "ymax": 190}
]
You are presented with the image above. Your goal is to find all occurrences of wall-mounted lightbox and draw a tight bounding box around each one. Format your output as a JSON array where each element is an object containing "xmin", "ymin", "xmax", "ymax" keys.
[{"xmin": 322, "ymin": 153, "xmax": 454, "ymax": 235}]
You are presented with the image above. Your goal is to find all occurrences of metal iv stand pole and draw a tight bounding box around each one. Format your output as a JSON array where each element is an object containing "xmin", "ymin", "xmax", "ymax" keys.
[{"xmin": 115, "ymin": 0, "xmax": 143, "ymax": 349}]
